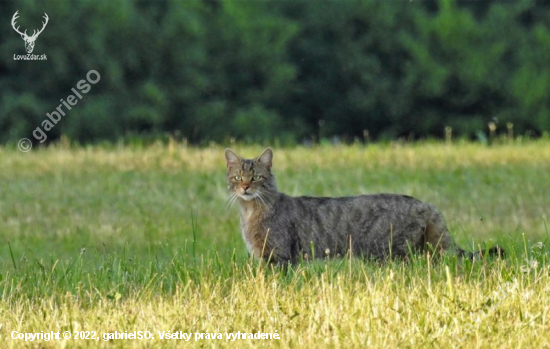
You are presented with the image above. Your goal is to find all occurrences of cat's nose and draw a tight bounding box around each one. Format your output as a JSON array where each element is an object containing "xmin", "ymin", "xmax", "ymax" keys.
[{"xmin": 242, "ymin": 184, "xmax": 250, "ymax": 191}]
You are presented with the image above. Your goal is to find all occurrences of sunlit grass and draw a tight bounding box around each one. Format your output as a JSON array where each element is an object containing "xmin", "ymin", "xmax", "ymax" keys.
[{"xmin": 1, "ymin": 141, "xmax": 549, "ymax": 348}]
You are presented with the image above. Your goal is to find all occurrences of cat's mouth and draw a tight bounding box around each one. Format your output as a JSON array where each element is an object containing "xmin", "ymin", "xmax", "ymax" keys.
[{"xmin": 239, "ymin": 192, "xmax": 256, "ymax": 201}]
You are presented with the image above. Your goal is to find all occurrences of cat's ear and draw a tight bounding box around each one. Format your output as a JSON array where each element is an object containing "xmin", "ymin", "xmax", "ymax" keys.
[
  {"xmin": 225, "ymin": 148, "xmax": 241, "ymax": 167},
  {"xmin": 257, "ymin": 148, "xmax": 273, "ymax": 169}
]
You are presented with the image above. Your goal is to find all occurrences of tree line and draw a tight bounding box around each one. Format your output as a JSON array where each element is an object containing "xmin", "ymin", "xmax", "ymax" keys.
[{"xmin": 1, "ymin": 0, "xmax": 549, "ymax": 146}]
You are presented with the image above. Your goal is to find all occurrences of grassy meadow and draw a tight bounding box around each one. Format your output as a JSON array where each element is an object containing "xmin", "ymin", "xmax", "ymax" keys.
[{"xmin": 1, "ymin": 141, "xmax": 549, "ymax": 348}]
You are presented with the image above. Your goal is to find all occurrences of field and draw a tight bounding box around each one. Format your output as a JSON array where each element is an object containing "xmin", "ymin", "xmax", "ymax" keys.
[{"xmin": 1, "ymin": 141, "xmax": 549, "ymax": 348}]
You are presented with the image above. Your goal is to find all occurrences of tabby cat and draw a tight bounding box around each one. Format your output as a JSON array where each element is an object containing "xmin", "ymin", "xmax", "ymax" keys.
[{"xmin": 225, "ymin": 148, "xmax": 501, "ymax": 264}]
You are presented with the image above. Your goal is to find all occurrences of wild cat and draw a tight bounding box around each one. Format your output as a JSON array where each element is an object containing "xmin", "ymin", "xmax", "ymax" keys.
[{"xmin": 225, "ymin": 148, "xmax": 502, "ymax": 264}]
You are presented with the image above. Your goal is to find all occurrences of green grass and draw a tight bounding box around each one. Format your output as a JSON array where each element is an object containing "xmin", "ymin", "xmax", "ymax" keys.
[{"xmin": 1, "ymin": 141, "xmax": 549, "ymax": 348}]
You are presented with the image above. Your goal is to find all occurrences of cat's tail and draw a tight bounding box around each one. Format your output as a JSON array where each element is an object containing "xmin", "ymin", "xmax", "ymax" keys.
[{"xmin": 457, "ymin": 245, "xmax": 505, "ymax": 259}]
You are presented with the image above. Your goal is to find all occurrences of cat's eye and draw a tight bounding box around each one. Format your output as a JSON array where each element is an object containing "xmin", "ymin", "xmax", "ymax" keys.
[
  {"xmin": 252, "ymin": 175, "xmax": 262, "ymax": 181},
  {"xmin": 233, "ymin": 175, "xmax": 242, "ymax": 181}
]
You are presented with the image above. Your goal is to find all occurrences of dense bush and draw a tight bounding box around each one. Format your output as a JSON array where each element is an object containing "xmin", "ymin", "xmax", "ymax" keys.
[{"xmin": 1, "ymin": 0, "xmax": 549, "ymax": 145}]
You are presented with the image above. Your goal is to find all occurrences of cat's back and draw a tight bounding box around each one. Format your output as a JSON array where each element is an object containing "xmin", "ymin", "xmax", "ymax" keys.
[
  {"xmin": 273, "ymin": 192, "xmax": 433, "ymax": 216},
  {"xmin": 268, "ymin": 192, "xmax": 442, "ymax": 240}
]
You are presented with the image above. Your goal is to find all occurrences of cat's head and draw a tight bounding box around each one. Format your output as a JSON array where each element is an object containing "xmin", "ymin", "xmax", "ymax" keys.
[{"xmin": 225, "ymin": 148, "xmax": 277, "ymax": 202}]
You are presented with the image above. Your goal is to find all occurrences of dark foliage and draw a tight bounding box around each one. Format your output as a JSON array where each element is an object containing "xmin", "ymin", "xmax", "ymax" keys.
[{"xmin": 1, "ymin": 0, "xmax": 549, "ymax": 145}]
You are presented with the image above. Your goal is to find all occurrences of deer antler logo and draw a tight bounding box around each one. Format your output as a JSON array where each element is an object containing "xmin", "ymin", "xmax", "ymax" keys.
[{"xmin": 11, "ymin": 11, "xmax": 49, "ymax": 54}]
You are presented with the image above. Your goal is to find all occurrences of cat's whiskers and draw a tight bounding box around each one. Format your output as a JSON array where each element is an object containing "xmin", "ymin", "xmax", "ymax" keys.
[
  {"xmin": 255, "ymin": 190, "xmax": 272, "ymax": 209},
  {"xmin": 226, "ymin": 192, "xmax": 239, "ymax": 209},
  {"xmin": 253, "ymin": 196, "xmax": 264, "ymax": 210}
]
